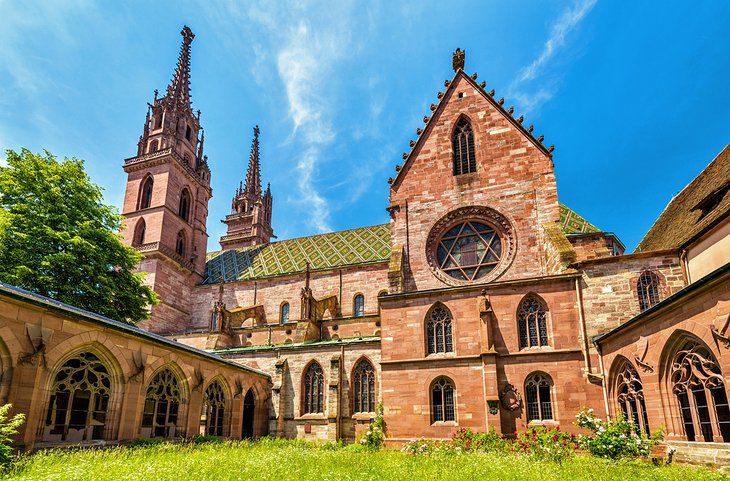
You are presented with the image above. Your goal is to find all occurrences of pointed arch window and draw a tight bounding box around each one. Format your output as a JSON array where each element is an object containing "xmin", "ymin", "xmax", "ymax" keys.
[
  {"xmin": 518, "ymin": 296, "xmax": 549, "ymax": 349},
  {"xmin": 175, "ymin": 231, "xmax": 186, "ymax": 257},
  {"xmin": 431, "ymin": 377, "xmax": 455, "ymax": 422},
  {"xmin": 185, "ymin": 125, "xmax": 192, "ymax": 141},
  {"xmin": 140, "ymin": 176, "xmax": 154, "ymax": 209},
  {"xmin": 354, "ymin": 294, "xmax": 365, "ymax": 318},
  {"xmin": 303, "ymin": 362, "xmax": 324, "ymax": 414},
  {"xmin": 637, "ymin": 271, "xmax": 661, "ymax": 312},
  {"xmin": 133, "ymin": 219, "xmax": 146, "ymax": 247},
  {"xmin": 426, "ymin": 305, "xmax": 453, "ymax": 355},
  {"xmin": 615, "ymin": 361, "xmax": 649, "ymax": 434},
  {"xmin": 525, "ymin": 373, "xmax": 553, "ymax": 422},
  {"xmin": 353, "ymin": 359, "xmax": 376, "ymax": 413},
  {"xmin": 242, "ymin": 389, "xmax": 255, "ymax": 438},
  {"xmin": 179, "ymin": 189, "xmax": 191, "ymax": 222},
  {"xmin": 452, "ymin": 117, "xmax": 476, "ymax": 175},
  {"xmin": 280, "ymin": 302, "xmax": 290, "ymax": 324},
  {"xmin": 44, "ymin": 352, "xmax": 111, "ymax": 441},
  {"xmin": 201, "ymin": 381, "xmax": 226, "ymax": 436},
  {"xmin": 141, "ymin": 369, "xmax": 182, "ymax": 438},
  {"xmin": 671, "ymin": 339, "xmax": 730, "ymax": 442}
]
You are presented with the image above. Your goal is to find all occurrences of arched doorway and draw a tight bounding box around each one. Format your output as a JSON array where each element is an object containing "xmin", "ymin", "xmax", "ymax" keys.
[{"xmin": 242, "ymin": 388, "xmax": 255, "ymax": 438}]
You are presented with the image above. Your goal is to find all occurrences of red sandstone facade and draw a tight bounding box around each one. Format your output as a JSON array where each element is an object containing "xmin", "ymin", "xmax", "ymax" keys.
[{"xmin": 111, "ymin": 29, "xmax": 730, "ymax": 450}]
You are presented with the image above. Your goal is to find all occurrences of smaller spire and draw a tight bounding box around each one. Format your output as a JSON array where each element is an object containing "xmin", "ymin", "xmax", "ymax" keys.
[
  {"xmin": 197, "ymin": 129, "xmax": 205, "ymax": 161},
  {"xmin": 243, "ymin": 125, "xmax": 262, "ymax": 198},
  {"xmin": 452, "ymin": 48, "xmax": 465, "ymax": 72}
]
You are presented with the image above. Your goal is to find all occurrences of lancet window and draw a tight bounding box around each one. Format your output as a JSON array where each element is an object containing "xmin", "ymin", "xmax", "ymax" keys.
[
  {"xmin": 432, "ymin": 377, "xmax": 455, "ymax": 422},
  {"xmin": 452, "ymin": 117, "xmax": 476, "ymax": 175},
  {"xmin": 426, "ymin": 305, "xmax": 453, "ymax": 354},
  {"xmin": 303, "ymin": 362, "xmax": 324, "ymax": 414},
  {"xmin": 518, "ymin": 296, "xmax": 549, "ymax": 349},
  {"xmin": 141, "ymin": 369, "xmax": 182, "ymax": 438},
  {"xmin": 201, "ymin": 381, "xmax": 226, "ymax": 436},
  {"xmin": 353, "ymin": 359, "xmax": 376, "ymax": 413},
  {"xmin": 615, "ymin": 361, "xmax": 650, "ymax": 434}
]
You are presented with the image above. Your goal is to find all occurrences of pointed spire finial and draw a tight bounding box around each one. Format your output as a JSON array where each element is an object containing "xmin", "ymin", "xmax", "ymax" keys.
[
  {"xmin": 452, "ymin": 48, "xmax": 465, "ymax": 72},
  {"xmin": 243, "ymin": 125, "xmax": 262, "ymax": 198},
  {"xmin": 165, "ymin": 26, "xmax": 195, "ymax": 109}
]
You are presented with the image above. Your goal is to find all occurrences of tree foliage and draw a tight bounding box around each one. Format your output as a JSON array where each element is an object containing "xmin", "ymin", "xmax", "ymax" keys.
[
  {"xmin": 0, "ymin": 149, "xmax": 157, "ymax": 324},
  {"xmin": 0, "ymin": 404, "xmax": 25, "ymax": 467}
]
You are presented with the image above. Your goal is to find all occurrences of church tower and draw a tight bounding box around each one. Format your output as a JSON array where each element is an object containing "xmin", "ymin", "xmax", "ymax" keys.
[
  {"xmin": 220, "ymin": 125, "xmax": 273, "ymax": 249},
  {"xmin": 120, "ymin": 26, "xmax": 212, "ymax": 333}
]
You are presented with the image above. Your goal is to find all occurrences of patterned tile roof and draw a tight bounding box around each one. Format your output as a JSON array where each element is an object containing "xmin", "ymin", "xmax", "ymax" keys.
[
  {"xmin": 203, "ymin": 224, "xmax": 392, "ymax": 284},
  {"xmin": 559, "ymin": 203, "xmax": 601, "ymax": 235},
  {"xmin": 203, "ymin": 205, "xmax": 600, "ymax": 284}
]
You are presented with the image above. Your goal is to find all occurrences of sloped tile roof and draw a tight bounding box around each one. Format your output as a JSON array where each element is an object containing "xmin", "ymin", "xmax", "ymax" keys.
[
  {"xmin": 203, "ymin": 224, "xmax": 392, "ymax": 284},
  {"xmin": 637, "ymin": 143, "xmax": 730, "ymax": 252},
  {"xmin": 559, "ymin": 203, "xmax": 601, "ymax": 235},
  {"xmin": 203, "ymin": 204, "xmax": 601, "ymax": 284}
]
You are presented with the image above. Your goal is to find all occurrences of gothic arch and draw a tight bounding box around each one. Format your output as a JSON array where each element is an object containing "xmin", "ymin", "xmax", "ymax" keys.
[
  {"xmin": 517, "ymin": 293, "xmax": 550, "ymax": 349},
  {"xmin": 301, "ymin": 360, "xmax": 325, "ymax": 415},
  {"xmin": 0, "ymin": 337, "xmax": 13, "ymax": 406},
  {"xmin": 451, "ymin": 114, "xmax": 477, "ymax": 176},
  {"xmin": 353, "ymin": 292, "xmax": 365, "ymax": 318},
  {"xmin": 425, "ymin": 302, "xmax": 454, "ymax": 355},
  {"xmin": 200, "ymin": 375, "xmax": 232, "ymax": 437},
  {"xmin": 430, "ymin": 376, "xmax": 457, "ymax": 423},
  {"xmin": 633, "ymin": 270, "xmax": 666, "ymax": 312},
  {"xmin": 133, "ymin": 218, "xmax": 146, "ymax": 246},
  {"xmin": 351, "ymin": 356, "xmax": 377, "ymax": 414},
  {"xmin": 40, "ymin": 341, "xmax": 126, "ymax": 442},
  {"xmin": 138, "ymin": 175, "xmax": 154, "ymax": 210},
  {"xmin": 608, "ymin": 356, "xmax": 650, "ymax": 434},
  {"xmin": 524, "ymin": 371, "xmax": 555, "ymax": 422},
  {"xmin": 175, "ymin": 230, "xmax": 187, "ymax": 257},
  {"xmin": 178, "ymin": 188, "xmax": 191, "ymax": 222},
  {"xmin": 141, "ymin": 364, "xmax": 188, "ymax": 438},
  {"xmin": 659, "ymin": 330, "xmax": 729, "ymax": 442}
]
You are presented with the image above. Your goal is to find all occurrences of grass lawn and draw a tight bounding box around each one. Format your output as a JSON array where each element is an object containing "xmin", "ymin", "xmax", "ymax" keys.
[{"xmin": 2, "ymin": 439, "xmax": 727, "ymax": 481}]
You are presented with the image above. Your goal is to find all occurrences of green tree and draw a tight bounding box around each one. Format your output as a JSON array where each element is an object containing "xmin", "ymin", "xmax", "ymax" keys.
[
  {"xmin": 0, "ymin": 149, "xmax": 157, "ymax": 324},
  {"xmin": 0, "ymin": 404, "xmax": 24, "ymax": 467}
]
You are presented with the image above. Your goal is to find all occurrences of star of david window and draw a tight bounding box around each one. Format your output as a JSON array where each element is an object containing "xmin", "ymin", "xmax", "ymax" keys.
[{"xmin": 435, "ymin": 221, "xmax": 502, "ymax": 281}]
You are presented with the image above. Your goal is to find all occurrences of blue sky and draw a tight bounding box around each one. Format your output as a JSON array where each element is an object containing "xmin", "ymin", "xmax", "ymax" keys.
[{"xmin": 1, "ymin": 1, "xmax": 729, "ymax": 252}]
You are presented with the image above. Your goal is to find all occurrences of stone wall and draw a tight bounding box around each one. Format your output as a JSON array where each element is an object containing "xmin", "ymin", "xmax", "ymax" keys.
[{"xmin": 0, "ymin": 287, "xmax": 269, "ymax": 451}]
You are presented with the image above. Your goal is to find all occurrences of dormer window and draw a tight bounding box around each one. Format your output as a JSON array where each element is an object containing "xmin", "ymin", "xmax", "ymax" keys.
[
  {"xmin": 692, "ymin": 182, "xmax": 730, "ymax": 221},
  {"xmin": 452, "ymin": 117, "xmax": 476, "ymax": 175}
]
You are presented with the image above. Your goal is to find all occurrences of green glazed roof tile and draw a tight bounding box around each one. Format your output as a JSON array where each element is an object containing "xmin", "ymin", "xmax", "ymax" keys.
[{"xmin": 558, "ymin": 203, "xmax": 601, "ymax": 234}]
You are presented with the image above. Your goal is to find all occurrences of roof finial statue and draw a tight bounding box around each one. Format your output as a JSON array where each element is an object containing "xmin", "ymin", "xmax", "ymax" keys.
[{"xmin": 452, "ymin": 48, "xmax": 465, "ymax": 72}]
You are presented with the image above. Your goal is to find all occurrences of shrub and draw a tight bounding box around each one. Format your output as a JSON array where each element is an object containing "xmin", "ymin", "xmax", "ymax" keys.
[
  {"xmin": 0, "ymin": 404, "xmax": 25, "ymax": 467},
  {"xmin": 451, "ymin": 427, "xmax": 508, "ymax": 453},
  {"xmin": 127, "ymin": 437, "xmax": 165, "ymax": 448},
  {"xmin": 359, "ymin": 403, "xmax": 385, "ymax": 449},
  {"xmin": 191, "ymin": 435, "xmax": 223, "ymax": 445},
  {"xmin": 576, "ymin": 408, "xmax": 661, "ymax": 459},
  {"xmin": 514, "ymin": 425, "xmax": 579, "ymax": 463},
  {"xmin": 400, "ymin": 438, "xmax": 453, "ymax": 455}
]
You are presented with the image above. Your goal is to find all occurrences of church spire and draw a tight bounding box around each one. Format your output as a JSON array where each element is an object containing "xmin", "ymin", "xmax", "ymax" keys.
[
  {"xmin": 165, "ymin": 25, "xmax": 195, "ymax": 110},
  {"xmin": 243, "ymin": 125, "xmax": 262, "ymax": 198}
]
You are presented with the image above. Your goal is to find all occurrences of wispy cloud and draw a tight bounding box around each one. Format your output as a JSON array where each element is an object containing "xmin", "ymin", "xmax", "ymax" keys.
[
  {"xmin": 208, "ymin": 0, "xmax": 359, "ymax": 234},
  {"xmin": 508, "ymin": 0, "xmax": 597, "ymax": 113}
]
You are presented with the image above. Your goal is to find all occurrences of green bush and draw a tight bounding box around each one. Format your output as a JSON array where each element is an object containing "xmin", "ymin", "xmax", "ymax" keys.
[
  {"xmin": 126, "ymin": 438, "xmax": 165, "ymax": 449},
  {"xmin": 191, "ymin": 435, "xmax": 223, "ymax": 445},
  {"xmin": 514, "ymin": 425, "xmax": 579, "ymax": 462},
  {"xmin": 0, "ymin": 404, "xmax": 24, "ymax": 467},
  {"xmin": 575, "ymin": 408, "xmax": 662, "ymax": 459},
  {"xmin": 451, "ymin": 427, "xmax": 508, "ymax": 453},
  {"xmin": 358, "ymin": 403, "xmax": 385, "ymax": 449}
]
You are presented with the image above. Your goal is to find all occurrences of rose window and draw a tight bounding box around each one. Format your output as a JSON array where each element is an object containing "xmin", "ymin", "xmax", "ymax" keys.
[{"xmin": 435, "ymin": 221, "xmax": 502, "ymax": 281}]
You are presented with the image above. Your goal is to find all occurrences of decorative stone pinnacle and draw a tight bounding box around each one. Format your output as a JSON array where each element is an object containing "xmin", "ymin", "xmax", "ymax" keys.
[
  {"xmin": 181, "ymin": 25, "xmax": 195, "ymax": 44},
  {"xmin": 452, "ymin": 48, "xmax": 465, "ymax": 72}
]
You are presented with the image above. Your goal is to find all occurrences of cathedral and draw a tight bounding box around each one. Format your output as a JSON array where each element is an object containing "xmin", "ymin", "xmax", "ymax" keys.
[{"xmin": 0, "ymin": 26, "xmax": 728, "ymax": 457}]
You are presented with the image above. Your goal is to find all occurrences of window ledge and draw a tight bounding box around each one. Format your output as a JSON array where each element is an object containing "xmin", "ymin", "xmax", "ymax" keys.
[
  {"xmin": 352, "ymin": 413, "xmax": 375, "ymax": 422},
  {"xmin": 431, "ymin": 421, "xmax": 458, "ymax": 427},
  {"xmin": 527, "ymin": 419, "xmax": 559, "ymax": 427},
  {"xmin": 295, "ymin": 414, "xmax": 327, "ymax": 422},
  {"xmin": 426, "ymin": 352, "xmax": 457, "ymax": 359}
]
